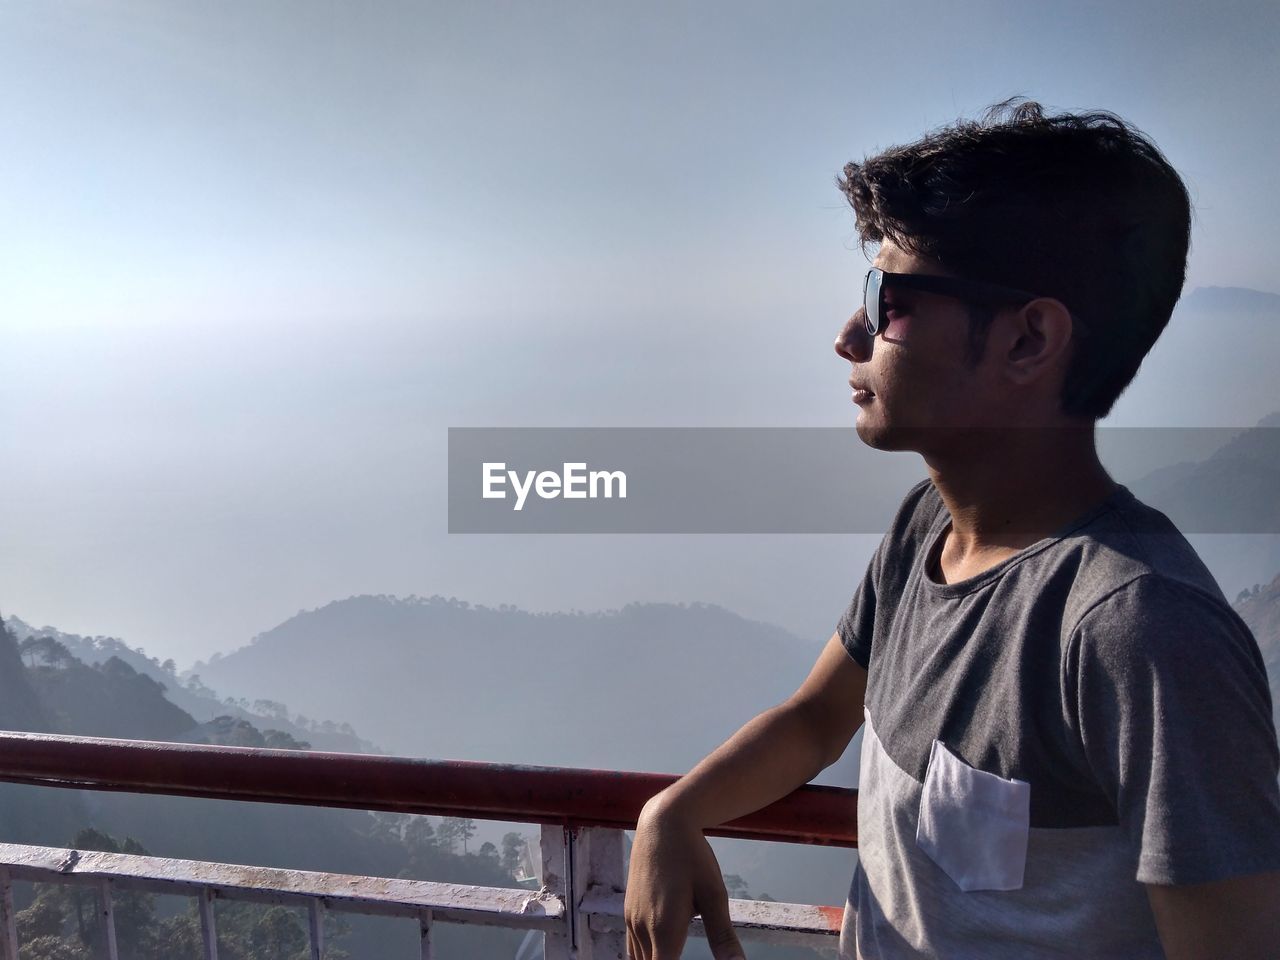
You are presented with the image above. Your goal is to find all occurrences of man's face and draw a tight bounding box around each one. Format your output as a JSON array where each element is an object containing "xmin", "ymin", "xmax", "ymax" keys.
[{"xmin": 834, "ymin": 239, "xmax": 1000, "ymax": 454}]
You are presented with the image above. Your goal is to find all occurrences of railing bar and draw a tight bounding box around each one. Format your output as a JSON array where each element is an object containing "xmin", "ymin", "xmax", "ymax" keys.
[
  {"xmin": 0, "ymin": 869, "xmax": 564, "ymax": 928},
  {"xmin": 0, "ymin": 730, "xmax": 858, "ymax": 847},
  {"xmin": 0, "ymin": 842, "xmax": 564, "ymax": 925},
  {"xmin": 419, "ymin": 909, "xmax": 433, "ymax": 960},
  {"xmin": 199, "ymin": 886, "xmax": 219, "ymax": 960},
  {"xmin": 0, "ymin": 850, "xmax": 840, "ymax": 945},
  {"xmin": 0, "ymin": 867, "xmax": 18, "ymax": 960},
  {"xmin": 0, "ymin": 864, "xmax": 837, "ymax": 952},
  {"xmin": 309, "ymin": 898, "xmax": 324, "ymax": 960},
  {"xmin": 99, "ymin": 878, "xmax": 119, "ymax": 960}
]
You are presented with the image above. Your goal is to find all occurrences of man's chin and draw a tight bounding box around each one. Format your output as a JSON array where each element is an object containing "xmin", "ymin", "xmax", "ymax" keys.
[{"xmin": 854, "ymin": 418, "xmax": 932, "ymax": 453}]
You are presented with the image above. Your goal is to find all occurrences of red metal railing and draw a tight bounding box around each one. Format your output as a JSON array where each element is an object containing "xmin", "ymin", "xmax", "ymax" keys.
[
  {"xmin": 0, "ymin": 730, "xmax": 857, "ymax": 846},
  {"xmin": 0, "ymin": 730, "xmax": 859, "ymax": 959}
]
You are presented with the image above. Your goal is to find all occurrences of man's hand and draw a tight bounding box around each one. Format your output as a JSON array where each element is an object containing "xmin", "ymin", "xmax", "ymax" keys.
[
  {"xmin": 621, "ymin": 633, "xmax": 867, "ymax": 959},
  {"xmin": 625, "ymin": 802, "xmax": 745, "ymax": 960}
]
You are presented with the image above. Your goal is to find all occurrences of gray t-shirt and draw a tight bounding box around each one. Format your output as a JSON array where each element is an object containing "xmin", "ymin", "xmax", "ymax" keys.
[{"xmin": 836, "ymin": 479, "xmax": 1280, "ymax": 960}]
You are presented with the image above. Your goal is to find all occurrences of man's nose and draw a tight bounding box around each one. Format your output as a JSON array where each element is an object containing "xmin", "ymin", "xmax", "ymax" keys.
[{"xmin": 834, "ymin": 307, "xmax": 873, "ymax": 362}]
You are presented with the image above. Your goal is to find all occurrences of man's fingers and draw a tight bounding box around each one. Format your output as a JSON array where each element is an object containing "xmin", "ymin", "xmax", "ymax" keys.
[
  {"xmin": 699, "ymin": 891, "xmax": 746, "ymax": 960},
  {"xmin": 628, "ymin": 919, "xmax": 655, "ymax": 960}
]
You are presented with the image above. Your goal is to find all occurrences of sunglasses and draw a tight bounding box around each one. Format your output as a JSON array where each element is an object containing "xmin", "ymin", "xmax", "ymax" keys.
[{"xmin": 862, "ymin": 268, "xmax": 1090, "ymax": 338}]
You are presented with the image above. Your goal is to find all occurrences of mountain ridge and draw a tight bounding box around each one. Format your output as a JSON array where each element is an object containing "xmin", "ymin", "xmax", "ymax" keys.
[
  {"xmin": 1180, "ymin": 285, "xmax": 1280, "ymax": 312},
  {"xmin": 195, "ymin": 594, "xmax": 824, "ymax": 771}
]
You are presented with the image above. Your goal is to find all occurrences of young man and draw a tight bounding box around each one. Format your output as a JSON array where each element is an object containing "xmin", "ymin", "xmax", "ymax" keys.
[{"xmin": 623, "ymin": 100, "xmax": 1280, "ymax": 960}]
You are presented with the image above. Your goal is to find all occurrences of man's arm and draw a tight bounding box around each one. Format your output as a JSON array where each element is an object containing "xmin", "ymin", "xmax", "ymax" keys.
[
  {"xmin": 1146, "ymin": 871, "xmax": 1280, "ymax": 960},
  {"xmin": 1066, "ymin": 574, "xmax": 1280, "ymax": 959},
  {"xmin": 624, "ymin": 632, "xmax": 867, "ymax": 960}
]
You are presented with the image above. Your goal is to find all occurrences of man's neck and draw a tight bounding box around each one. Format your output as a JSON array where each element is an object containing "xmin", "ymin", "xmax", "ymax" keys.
[{"xmin": 924, "ymin": 425, "xmax": 1118, "ymax": 571}]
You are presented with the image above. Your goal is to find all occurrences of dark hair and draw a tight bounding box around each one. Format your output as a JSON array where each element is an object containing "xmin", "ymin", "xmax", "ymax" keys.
[{"xmin": 837, "ymin": 97, "xmax": 1192, "ymax": 420}]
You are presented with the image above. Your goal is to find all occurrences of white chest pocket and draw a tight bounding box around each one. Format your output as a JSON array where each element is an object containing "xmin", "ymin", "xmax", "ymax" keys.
[{"xmin": 915, "ymin": 739, "xmax": 1030, "ymax": 892}]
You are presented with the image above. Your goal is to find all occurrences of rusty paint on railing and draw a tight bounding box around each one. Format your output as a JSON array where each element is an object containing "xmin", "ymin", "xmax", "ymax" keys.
[{"xmin": 0, "ymin": 731, "xmax": 857, "ymax": 847}]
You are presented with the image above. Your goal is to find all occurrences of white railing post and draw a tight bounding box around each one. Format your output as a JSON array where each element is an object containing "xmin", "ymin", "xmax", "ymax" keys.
[
  {"xmin": 0, "ymin": 867, "xmax": 18, "ymax": 960},
  {"xmin": 198, "ymin": 886, "xmax": 219, "ymax": 960},
  {"xmin": 308, "ymin": 898, "xmax": 325, "ymax": 959},
  {"xmin": 573, "ymin": 827, "xmax": 626, "ymax": 960},
  {"xmin": 98, "ymin": 878, "xmax": 119, "ymax": 960},
  {"xmin": 419, "ymin": 908, "xmax": 433, "ymax": 960},
  {"xmin": 540, "ymin": 825, "xmax": 572, "ymax": 960}
]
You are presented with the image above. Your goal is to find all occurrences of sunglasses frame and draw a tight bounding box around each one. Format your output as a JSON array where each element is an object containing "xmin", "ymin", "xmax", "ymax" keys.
[{"xmin": 863, "ymin": 268, "xmax": 1090, "ymax": 338}]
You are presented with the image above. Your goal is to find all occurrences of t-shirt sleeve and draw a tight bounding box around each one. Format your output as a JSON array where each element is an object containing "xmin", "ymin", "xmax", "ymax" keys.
[
  {"xmin": 1066, "ymin": 573, "xmax": 1280, "ymax": 885},
  {"xmin": 837, "ymin": 535, "xmax": 887, "ymax": 669}
]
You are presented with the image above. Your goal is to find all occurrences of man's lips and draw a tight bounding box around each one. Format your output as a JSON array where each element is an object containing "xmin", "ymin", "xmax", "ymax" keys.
[{"xmin": 849, "ymin": 380, "xmax": 876, "ymax": 403}]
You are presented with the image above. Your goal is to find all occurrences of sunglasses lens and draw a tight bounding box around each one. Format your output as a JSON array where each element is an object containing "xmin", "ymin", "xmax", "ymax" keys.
[{"xmin": 864, "ymin": 269, "xmax": 882, "ymax": 335}]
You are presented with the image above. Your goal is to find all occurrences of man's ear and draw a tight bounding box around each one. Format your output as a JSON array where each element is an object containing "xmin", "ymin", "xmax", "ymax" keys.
[{"xmin": 1000, "ymin": 298, "xmax": 1076, "ymax": 386}]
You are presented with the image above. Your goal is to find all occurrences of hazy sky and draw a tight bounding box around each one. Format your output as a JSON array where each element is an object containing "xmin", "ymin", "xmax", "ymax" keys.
[{"xmin": 2, "ymin": 0, "xmax": 1278, "ymax": 666}]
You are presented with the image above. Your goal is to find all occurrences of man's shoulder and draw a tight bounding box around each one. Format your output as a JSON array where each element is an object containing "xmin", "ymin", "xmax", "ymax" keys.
[
  {"xmin": 1066, "ymin": 572, "xmax": 1259, "ymax": 671},
  {"xmin": 1055, "ymin": 485, "xmax": 1235, "ymax": 634}
]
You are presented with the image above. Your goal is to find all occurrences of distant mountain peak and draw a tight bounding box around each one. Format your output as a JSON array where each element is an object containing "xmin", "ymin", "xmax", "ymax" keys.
[
  {"xmin": 1181, "ymin": 285, "xmax": 1280, "ymax": 313},
  {"xmin": 195, "ymin": 592, "xmax": 816, "ymax": 765},
  {"xmin": 238, "ymin": 593, "xmax": 788, "ymax": 650}
]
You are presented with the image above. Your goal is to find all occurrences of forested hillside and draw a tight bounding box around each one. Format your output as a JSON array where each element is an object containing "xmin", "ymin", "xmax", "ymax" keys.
[
  {"xmin": 0, "ymin": 621, "xmax": 86, "ymax": 847},
  {"xmin": 5, "ymin": 616, "xmax": 375, "ymax": 753},
  {"xmin": 0, "ymin": 617, "xmax": 531, "ymax": 960}
]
